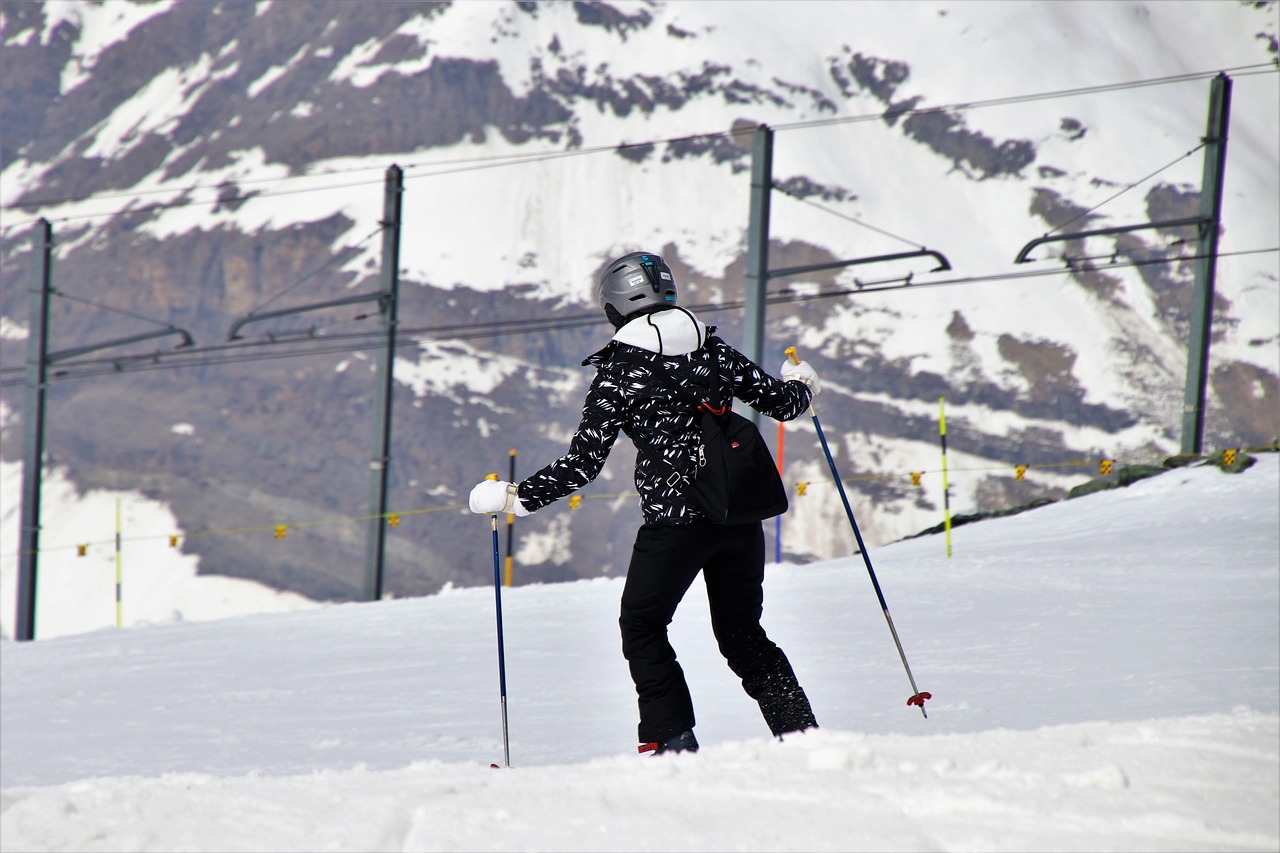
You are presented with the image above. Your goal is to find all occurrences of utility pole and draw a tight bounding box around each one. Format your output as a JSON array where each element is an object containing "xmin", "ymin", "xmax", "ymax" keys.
[
  {"xmin": 363, "ymin": 164, "xmax": 403, "ymax": 601},
  {"xmin": 227, "ymin": 166, "xmax": 401, "ymax": 602},
  {"xmin": 16, "ymin": 218, "xmax": 53, "ymax": 642},
  {"xmin": 1013, "ymin": 76, "xmax": 1233, "ymax": 454},
  {"xmin": 1181, "ymin": 73, "xmax": 1232, "ymax": 455},
  {"xmin": 743, "ymin": 125, "xmax": 773, "ymax": 426}
]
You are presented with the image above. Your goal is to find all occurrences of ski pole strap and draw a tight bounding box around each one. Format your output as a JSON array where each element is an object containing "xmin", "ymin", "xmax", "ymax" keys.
[{"xmin": 485, "ymin": 472, "xmax": 519, "ymax": 513}]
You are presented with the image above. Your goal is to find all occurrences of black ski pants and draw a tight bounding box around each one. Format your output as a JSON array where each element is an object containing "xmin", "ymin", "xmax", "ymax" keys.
[{"xmin": 619, "ymin": 519, "xmax": 817, "ymax": 743}]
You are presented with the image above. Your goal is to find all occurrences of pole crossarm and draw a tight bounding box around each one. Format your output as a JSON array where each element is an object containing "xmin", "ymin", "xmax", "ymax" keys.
[
  {"xmin": 48, "ymin": 327, "xmax": 195, "ymax": 364},
  {"xmin": 226, "ymin": 292, "xmax": 386, "ymax": 341},
  {"xmin": 767, "ymin": 248, "xmax": 951, "ymax": 281},
  {"xmin": 1013, "ymin": 216, "xmax": 1211, "ymax": 263}
]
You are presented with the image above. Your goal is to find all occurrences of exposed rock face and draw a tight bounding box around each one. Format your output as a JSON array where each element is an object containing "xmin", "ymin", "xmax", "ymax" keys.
[{"xmin": 2, "ymin": 1, "xmax": 1275, "ymax": 603}]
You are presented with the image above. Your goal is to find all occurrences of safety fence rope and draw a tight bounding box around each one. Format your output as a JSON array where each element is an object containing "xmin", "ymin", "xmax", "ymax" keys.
[{"xmin": 9, "ymin": 444, "xmax": 1272, "ymax": 561}]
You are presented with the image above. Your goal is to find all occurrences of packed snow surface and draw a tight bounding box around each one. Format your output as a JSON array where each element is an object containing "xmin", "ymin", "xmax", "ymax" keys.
[
  {"xmin": 1, "ymin": 0, "xmax": 1276, "ymax": 566},
  {"xmin": 2, "ymin": 454, "xmax": 1277, "ymax": 851}
]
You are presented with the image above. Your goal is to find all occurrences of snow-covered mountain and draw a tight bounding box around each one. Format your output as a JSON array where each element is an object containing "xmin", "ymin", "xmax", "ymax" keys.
[{"xmin": 1, "ymin": 1, "xmax": 1277, "ymax": 609}]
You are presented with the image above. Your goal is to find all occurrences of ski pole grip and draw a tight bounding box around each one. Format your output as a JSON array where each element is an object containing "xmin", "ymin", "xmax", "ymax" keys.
[
  {"xmin": 485, "ymin": 473, "xmax": 500, "ymax": 523},
  {"xmin": 785, "ymin": 346, "xmax": 800, "ymax": 366}
]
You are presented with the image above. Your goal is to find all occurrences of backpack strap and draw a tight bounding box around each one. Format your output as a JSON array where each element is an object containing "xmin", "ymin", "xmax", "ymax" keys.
[{"xmin": 605, "ymin": 340, "xmax": 725, "ymax": 412}]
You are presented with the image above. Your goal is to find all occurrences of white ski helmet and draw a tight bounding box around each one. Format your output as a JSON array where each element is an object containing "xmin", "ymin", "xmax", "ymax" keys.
[{"xmin": 598, "ymin": 251, "xmax": 677, "ymax": 326}]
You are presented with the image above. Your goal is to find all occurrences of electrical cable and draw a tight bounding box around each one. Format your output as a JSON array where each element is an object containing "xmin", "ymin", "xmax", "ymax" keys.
[
  {"xmin": 3, "ymin": 62, "xmax": 1273, "ymax": 231},
  {"xmin": 52, "ymin": 291, "xmax": 184, "ymax": 331},
  {"xmin": 252, "ymin": 223, "xmax": 386, "ymax": 314},
  {"xmin": 1046, "ymin": 143, "xmax": 1208, "ymax": 236},
  {"xmin": 771, "ymin": 183, "xmax": 929, "ymax": 250},
  {"xmin": 5, "ymin": 247, "xmax": 1273, "ymax": 388},
  {"xmin": 776, "ymin": 62, "xmax": 1277, "ymax": 133}
]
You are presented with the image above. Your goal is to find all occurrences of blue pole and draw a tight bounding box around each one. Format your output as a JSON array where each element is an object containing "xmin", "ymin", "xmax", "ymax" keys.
[
  {"xmin": 491, "ymin": 512, "xmax": 511, "ymax": 767},
  {"xmin": 786, "ymin": 347, "xmax": 931, "ymax": 718}
]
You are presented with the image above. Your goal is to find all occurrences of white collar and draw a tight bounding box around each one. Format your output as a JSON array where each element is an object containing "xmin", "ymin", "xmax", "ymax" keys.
[{"xmin": 612, "ymin": 307, "xmax": 707, "ymax": 355}]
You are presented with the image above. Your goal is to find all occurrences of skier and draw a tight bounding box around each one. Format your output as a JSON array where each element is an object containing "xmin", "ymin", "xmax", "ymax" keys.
[{"xmin": 468, "ymin": 250, "xmax": 821, "ymax": 754}]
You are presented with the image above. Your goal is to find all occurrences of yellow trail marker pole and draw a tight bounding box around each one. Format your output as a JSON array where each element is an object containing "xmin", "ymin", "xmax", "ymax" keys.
[
  {"xmin": 115, "ymin": 498, "xmax": 123, "ymax": 628},
  {"xmin": 939, "ymin": 397, "xmax": 952, "ymax": 559},
  {"xmin": 785, "ymin": 347, "xmax": 931, "ymax": 717}
]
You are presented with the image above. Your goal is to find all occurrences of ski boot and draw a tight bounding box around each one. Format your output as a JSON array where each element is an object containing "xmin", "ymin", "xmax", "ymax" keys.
[{"xmin": 638, "ymin": 730, "xmax": 699, "ymax": 755}]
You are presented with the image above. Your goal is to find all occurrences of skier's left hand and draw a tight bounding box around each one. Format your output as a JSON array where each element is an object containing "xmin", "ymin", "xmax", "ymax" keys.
[
  {"xmin": 469, "ymin": 479, "xmax": 531, "ymax": 516},
  {"xmin": 781, "ymin": 359, "xmax": 821, "ymax": 395}
]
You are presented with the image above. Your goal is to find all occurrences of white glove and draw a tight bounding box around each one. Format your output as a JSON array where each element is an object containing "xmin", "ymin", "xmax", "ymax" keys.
[
  {"xmin": 781, "ymin": 359, "xmax": 821, "ymax": 396},
  {"xmin": 468, "ymin": 480, "xmax": 531, "ymax": 516}
]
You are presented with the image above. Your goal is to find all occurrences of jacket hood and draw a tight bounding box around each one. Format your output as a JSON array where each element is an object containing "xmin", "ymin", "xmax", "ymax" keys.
[{"xmin": 611, "ymin": 307, "xmax": 708, "ymax": 356}]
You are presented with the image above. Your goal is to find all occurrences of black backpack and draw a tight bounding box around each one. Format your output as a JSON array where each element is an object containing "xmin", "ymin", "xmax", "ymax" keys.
[
  {"xmin": 689, "ymin": 402, "xmax": 790, "ymax": 524},
  {"xmin": 623, "ymin": 344, "xmax": 789, "ymax": 525}
]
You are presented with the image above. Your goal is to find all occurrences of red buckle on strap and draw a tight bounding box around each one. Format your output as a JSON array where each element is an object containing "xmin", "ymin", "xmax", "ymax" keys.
[{"xmin": 638, "ymin": 742, "xmax": 659, "ymax": 754}]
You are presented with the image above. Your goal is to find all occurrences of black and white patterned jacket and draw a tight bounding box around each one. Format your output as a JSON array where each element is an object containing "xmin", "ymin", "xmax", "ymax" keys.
[{"xmin": 517, "ymin": 307, "xmax": 812, "ymax": 525}]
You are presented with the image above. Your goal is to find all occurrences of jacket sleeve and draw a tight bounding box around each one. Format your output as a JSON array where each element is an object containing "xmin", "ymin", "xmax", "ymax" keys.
[
  {"xmin": 515, "ymin": 367, "xmax": 626, "ymax": 512},
  {"xmin": 717, "ymin": 340, "xmax": 812, "ymax": 422}
]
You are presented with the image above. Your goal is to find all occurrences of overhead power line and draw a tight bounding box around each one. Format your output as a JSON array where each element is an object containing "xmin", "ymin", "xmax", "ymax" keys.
[
  {"xmin": 776, "ymin": 63, "xmax": 1278, "ymax": 133},
  {"xmin": 2, "ymin": 62, "xmax": 1273, "ymax": 231},
  {"xmin": 771, "ymin": 183, "xmax": 928, "ymax": 250},
  {"xmin": 251, "ymin": 223, "xmax": 385, "ymax": 314},
  {"xmin": 1047, "ymin": 143, "xmax": 1208, "ymax": 236},
  {"xmin": 4, "ymin": 247, "xmax": 1273, "ymax": 388}
]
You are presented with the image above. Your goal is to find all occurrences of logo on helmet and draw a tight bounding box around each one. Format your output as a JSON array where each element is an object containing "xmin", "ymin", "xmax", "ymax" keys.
[{"xmin": 599, "ymin": 250, "xmax": 679, "ymax": 327}]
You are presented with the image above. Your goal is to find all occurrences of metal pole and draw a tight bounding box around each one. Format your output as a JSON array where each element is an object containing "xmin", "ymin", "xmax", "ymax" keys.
[
  {"xmin": 774, "ymin": 422, "xmax": 785, "ymax": 564},
  {"xmin": 743, "ymin": 125, "xmax": 773, "ymax": 425},
  {"xmin": 363, "ymin": 164, "xmax": 404, "ymax": 600},
  {"xmin": 1181, "ymin": 74, "xmax": 1232, "ymax": 455},
  {"xmin": 492, "ymin": 512, "xmax": 511, "ymax": 767},
  {"xmin": 787, "ymin": 347, "xmax": 931, "ymax": 717},
  {"xmin": 16, "ymin": 218, "xmax": 53, "ymax": 642},
  {"xmin": 485, "ymin": 475, "xmax": 512, "ymax": 767}
]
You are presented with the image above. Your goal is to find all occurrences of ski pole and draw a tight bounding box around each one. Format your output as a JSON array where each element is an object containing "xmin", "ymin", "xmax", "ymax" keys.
[
  {"xmin": 785, "ymin": 347, "xmax": 932, "ymax": 718},
  {"xmin": 485, "ymin": 473, "xmax": 512, "ymax": 767}
]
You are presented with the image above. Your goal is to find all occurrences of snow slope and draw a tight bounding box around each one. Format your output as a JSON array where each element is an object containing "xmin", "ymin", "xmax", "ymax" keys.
[
  {"xmin": 0, "ymin": 459, "xmax": 322, "ymax": 640},
  {"xmin": 1, "ymin": 453, "xmax": 1276, "ymax": 852}
]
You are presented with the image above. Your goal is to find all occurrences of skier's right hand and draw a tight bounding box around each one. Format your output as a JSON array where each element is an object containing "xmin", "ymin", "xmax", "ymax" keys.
[{"xmin": 468, "ymin": 479, "xmax": 531, "ymax": 516}]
